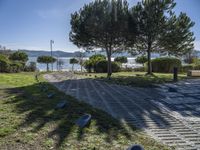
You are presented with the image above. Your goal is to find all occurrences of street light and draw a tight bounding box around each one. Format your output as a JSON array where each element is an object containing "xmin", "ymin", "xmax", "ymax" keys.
[{"xmin": 50, "ymin": 40, "xmax": 54, "ymax": 71}]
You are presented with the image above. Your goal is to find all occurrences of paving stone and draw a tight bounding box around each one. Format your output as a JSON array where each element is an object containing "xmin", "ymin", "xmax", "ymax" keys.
[{"xmin": 45, "ymin": 74, "xmax": 200, "ymax": 150}]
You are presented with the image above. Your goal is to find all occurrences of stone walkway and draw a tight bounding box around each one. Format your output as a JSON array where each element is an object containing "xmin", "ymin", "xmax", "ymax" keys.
[{"xmin": 44, "ymin": 72, "xmax": 200, "ymax": 150}]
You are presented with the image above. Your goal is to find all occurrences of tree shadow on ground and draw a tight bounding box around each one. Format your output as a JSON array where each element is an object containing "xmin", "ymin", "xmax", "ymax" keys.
[
  {"xmin": 2, "ymin": 81, "xmax": 137, "ymax": 149},
  {"xmin": 48, "ymin": 76, "xmax": 173, "ymax": 129}
]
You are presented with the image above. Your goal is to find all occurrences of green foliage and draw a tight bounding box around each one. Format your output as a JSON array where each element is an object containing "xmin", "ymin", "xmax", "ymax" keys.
[
  {"xmin": 151, "ymin": 57, "xmax": 182, "ymax": 73},
  {"xmin": 24, "ymin": 62, "xmax": 37, "ymax": 72},
  {"xmin": 69, "ymin": 58, "xmax": 79, "ymax": 71},
  {"xmin": 95, "ymin": 60, "xmax": 120, "ymax": 73},
  {"xmin": 9, "ymin": 51, "xmax": 28, "ymax": 62},
  {"xmin": 69, "ymin": 58, "xmax": 78, "ymax": 64},
  {"xmin": 37, "ymin": 56, "xmax": 56, "ymax": 71},
  {"xmin": 0, "ymin": 54, "xmax": 10, "ymax": 72},
  {"xmin": 181, "ymin": 64, "xmax": 194, "ymax": 73},
  {"xmin": 192, "ymin": 58, "xmax": 200, "ymax": 65},
  {"xmin": 70, "ymin": 0, "xmax": 137, "ymax": 77},
  {"xmin": 193, "ymin": 64, "xmax": 200, "ymax": 70},
  {"xmin": 0, "ymin": 54, "xmax": 26, "ymax": 73},
  {"xmin": 9, "ymin": 62, "xmax": 24, "ymax": 73},
  {"xmin": 129, "ymin": 0, "xmax": 195, "ymax": 74},
  {"xmin": 37, "ymin": 56, "xmax": 56, "ymax": 64},
  {"xmin": 84, "ymin": 54, "xmax": 106, "ymax": 72},
  {"xmin": 114, "ymin": 56, "xmax": 128, "ymax": 64},
  {"xmin": 84, "ymin": 60, "xmax": 93, "ymax": 73},
  {"xmin": 133, "ymin": 67, "xmax": 145, "ymax": 72},
  {"xmin": 135, "ymin": 56, "xmax": 148, "ymax": 66}
]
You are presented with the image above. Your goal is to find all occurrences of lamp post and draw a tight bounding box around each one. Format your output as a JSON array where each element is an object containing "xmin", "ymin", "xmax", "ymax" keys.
[{"xmin": 50, "ymin": 40, "xmax": 54, "ymax": 71}]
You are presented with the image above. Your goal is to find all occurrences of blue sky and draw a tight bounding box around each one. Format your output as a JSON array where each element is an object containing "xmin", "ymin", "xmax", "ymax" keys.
[{"xmin": 0, "ymin": 0, "xmax": 200, "ymax": 52}]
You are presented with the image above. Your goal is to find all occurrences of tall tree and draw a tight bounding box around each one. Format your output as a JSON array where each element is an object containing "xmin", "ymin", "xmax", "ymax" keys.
[
  {"xmin": 70, "ymin": 0, "xmax": 136, "ymax": 78},
  {"xmin": 135, "ymin": 55, "xmax": 148, "ymax": 66},
  {"xmin": 9, "ymin": 51, "xmax": 28, "ymax": 62},
  {"xmin": 129, "ymin": 0, "xmax": 195, "ymax": 74},
  {"xmin": 76, "ymin": 51, "xmax": 85, "ymax": 72},
  {"xmin": 69, "ymin": 58, "xmax": 78, "ymax": 71},
  {"xmin": 37, "ymin": 56, "xmax": 56, "ymax": 71}
]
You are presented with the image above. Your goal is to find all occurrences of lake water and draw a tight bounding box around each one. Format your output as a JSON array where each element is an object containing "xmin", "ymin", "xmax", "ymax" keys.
[{"xmin": 28, "ymin": 57, "xmax": 142, "ymax": 71}]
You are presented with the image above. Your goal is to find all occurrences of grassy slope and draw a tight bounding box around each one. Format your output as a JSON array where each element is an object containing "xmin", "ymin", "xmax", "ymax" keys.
[
  {"xmin": 77, "ymin": 72, "xmax": 187, "ymax": 87},
  {"xmin": 0, "ymin": 72, "xmax": 169, "ymax": 150}
]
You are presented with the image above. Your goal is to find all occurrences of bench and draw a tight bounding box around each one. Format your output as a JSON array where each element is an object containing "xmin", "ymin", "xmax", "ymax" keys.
[{"xmin": 187, "ymin": 70, "xmax": 200, "ymax": 77}]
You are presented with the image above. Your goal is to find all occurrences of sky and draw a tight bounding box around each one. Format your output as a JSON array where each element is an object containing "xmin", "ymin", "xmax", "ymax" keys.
[{"xmin": 0, "ymin": 0, "xmax": 200, "ymax": 52}]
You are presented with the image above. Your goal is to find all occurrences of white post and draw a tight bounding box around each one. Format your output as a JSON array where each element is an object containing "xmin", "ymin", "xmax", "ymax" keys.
[{"xmin": 50, "ymin": 40, "xmax": 54, "ymax": 71}]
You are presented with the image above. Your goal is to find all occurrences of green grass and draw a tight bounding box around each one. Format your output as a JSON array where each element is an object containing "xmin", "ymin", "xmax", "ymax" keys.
[
  {"xmin": 77, "ymin": 71, "xmax": 188, "ymax": 87},
  {"xmin": 0, "ymin": 72, "xmax": 170, "ymax": 150}
]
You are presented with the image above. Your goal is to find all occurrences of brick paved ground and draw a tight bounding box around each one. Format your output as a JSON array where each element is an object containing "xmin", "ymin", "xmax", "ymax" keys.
[{"xmin": 45, "ymin": 72, "xmax": 200, "ymax": 150}]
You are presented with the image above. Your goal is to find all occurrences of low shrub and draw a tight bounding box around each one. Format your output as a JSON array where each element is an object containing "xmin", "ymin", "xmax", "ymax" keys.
[
  {"xmin": 24, "ymin": 62, "xmax": 37, "ymax": 72},
  {"xmin": 151, "ymin": 57, "xmax": 182, "ymax": 73},
  {"xmin": 133, "ymin": 67, "xmax": 145, "ymax": 72},
  {"xmin": 9, "ymin": 62, "xmax": 24, "ymax": 73},
  {"xmin": 0, "ymin": 56, "xmax": 10, "ymax": 72},
  {"xmin": 95, "ymin": 60, "xmax": 120, "ymax": 73},
  {"xmin": 83, "ymin": 54, "xmax": 106, "ymax": 73},
  {"xmin": 181, "ymin": 64, "xmax": 194, "ymax": 73},
  {"xmin": 121, "ymin": 67, "xmax": 133, "ymax": 72},
  {"xmin": 193, "ymin": 64, "xmax": 200, "ymax": 70}
]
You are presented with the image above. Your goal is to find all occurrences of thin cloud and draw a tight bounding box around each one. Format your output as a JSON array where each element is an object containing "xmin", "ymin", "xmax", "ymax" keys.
[{"xmin": 36, "ymin": 9, "xmax": 65, "ymax": 19}]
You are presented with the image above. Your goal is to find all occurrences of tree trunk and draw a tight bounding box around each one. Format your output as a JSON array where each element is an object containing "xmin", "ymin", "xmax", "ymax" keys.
[
  {"xmin": 47, "ymin": 63, "xmax": 49, "ymax": 72},
  {"xmin": 106, "ymin": 47, "xmax": 112, "ymax": 79},
  {"xmin": 72, "ymin": 64, "xmax": 74, "ymax": 72},
  {"xmin": 147, "ymin": 43, "xmax": 152, "ymax": 75}
]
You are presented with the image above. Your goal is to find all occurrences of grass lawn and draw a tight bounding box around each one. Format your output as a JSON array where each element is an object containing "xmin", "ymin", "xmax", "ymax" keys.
[
  {"xmin": 0, "ymin": 72, "xmax": 170, "ymax": 150},
  {"xmin": 77, "ymin": 71, "xmax": 188, "ymax": 87}
]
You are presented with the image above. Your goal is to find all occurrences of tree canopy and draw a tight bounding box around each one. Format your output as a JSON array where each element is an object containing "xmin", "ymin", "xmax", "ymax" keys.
[
  {"xmin": 135, "ymin": 55, "xmax": 148, "ymax": 66},
  {"xmin": 37, "ymin": 56, "xmax": 56, "ymax": 71},
  {"xmin": 70, "ymin": 0, "xmax": 195, "ymax": 75},
  {"xmin": 70, "ymin": 0, "xmax": 137, "ymax": 78},
  {"xmin": 69, "ymin": 58, "xmax": 79, "ymax": 71},
  {"xmin": 129, "ymin": 0, "xmax": 195, "ymax": 74},
  {"xmin": 9, "ymin": 51, "xmax": 28, "ymax": 62},
  {"xmin": 114, "ymin": 56, "xmax": 128, "ymax": 64}
]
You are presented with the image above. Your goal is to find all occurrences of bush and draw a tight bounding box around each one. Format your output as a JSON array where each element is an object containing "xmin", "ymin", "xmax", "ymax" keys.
[
  {"xmin": 135, "ymin": 55, "xmax": 148, "ymax": 66},
  {"xmin": 84, "ymin": 60, "xmax": 93, "ymax": 73},
  {"xmin": 114, "ymin": 56, "xmax": 128, "ymax": 64},
  {"xmin": 193, "ymin": 64, "xmax": 200, "ymax": 70},
  {"xmin": 0, "ymin": 55, "xmax": 10, "ymax": 72},
  {"xmin": 9, "ymin": 51, "xmax": 28, "ymax": 62},
  {"xmin": 133, "ymin": 67, "xmax": 145, "ymax": 72},
  {"xmin": 84, "ymin": 54, "xmax": 106, "ymax": 72},
  {"xmin": 151, "ymin": 57, "xmax": 182, "ymax": 73},
  {"xmin": 111, "ymin": 62, "xmax": 121, "ymax": 73},
  {"xmin": 95, "ymin": 60, "xmax": 120, "ymax": 73},
  {"xmin": 181, "ymin": 64, "xmax": 194, "ymax": 73},
  {"xmin": 121, "ymin": 67, "xmax": 133, "ymax": 72},
  {"xmin": 9, "ymin": 62, "xmax": 23, "ymax": 73},
  {"xmin": 24, "ymin": 62, "xmax": 37, "ymax": 72}
]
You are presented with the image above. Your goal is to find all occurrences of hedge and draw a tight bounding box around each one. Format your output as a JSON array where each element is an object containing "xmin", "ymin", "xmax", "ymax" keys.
[
  {"xmin": 181, "ymin": 64, "xmax": 194, "ymax": 73},
  {"xmin": 95, "ymin": 60, "xmax": 120, "ymax": 73},
  {"xmin": 151, "ymin": 57, "xmax": 182, "ymax": 73}
]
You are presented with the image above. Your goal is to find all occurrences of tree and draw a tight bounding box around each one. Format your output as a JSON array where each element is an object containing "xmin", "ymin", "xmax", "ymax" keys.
[
  {"xmin": 84, "ymin": 54, "xmax": 106, "ymax": 72},
  {"xmin": 114, "ymin": 56, "xmax": 128, "ymax": 63},
  {"xmin": 70, "ymin": 0, "xmax": 137, "ymax": 78},
  {"xmin": 57, "ymin": 59, "xmax": 64, "ymax": 71},
  {"xmin": 69, "ymin": 58, "xmax": 78, "ymax": 71},
  {"xmin": 9, "ymin": 51, "xmax": 28, "ymax": 62},
  {"xmin": 76, "ymin": 51, "xmax": 85, "ymax": 72},
  {"xmin": 129, "ymin": 0, "xmax": 195, "ymax": 74},
  {"xmin": 37, "ymin": 56, "xmax": 56, "ymax": 71},
  {"xmin": 135, "ymin": 55, "xmax": 148, "ymax": 66}
]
